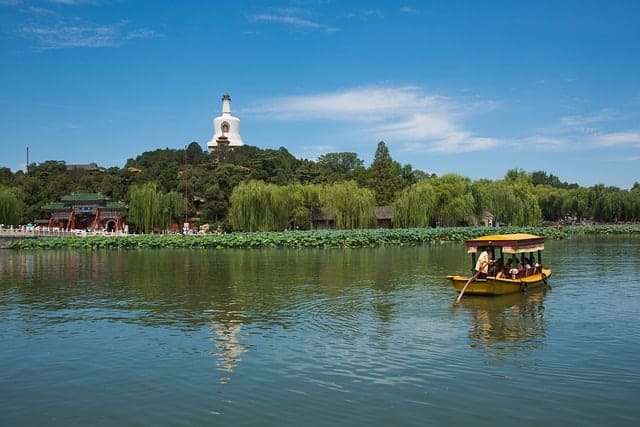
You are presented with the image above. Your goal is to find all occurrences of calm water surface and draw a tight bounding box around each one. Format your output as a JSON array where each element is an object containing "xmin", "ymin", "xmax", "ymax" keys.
[{"xmin": 1, "ymin": 235, "xmax": 639, "ymax": 426}]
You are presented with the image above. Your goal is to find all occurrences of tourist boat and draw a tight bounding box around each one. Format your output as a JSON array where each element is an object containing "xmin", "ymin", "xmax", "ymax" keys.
[{"xmin": 447, "ymin": 233, "xmax": 552, "ymax": 297}]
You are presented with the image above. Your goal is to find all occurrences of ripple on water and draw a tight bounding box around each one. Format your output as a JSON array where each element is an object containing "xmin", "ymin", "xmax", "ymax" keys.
[{"xmin": 2, "ymin": 241, "xmax": 640, "ymax": 426}]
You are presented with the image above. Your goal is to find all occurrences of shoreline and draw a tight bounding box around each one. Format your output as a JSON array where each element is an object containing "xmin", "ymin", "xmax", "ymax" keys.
[{"xmin": 5, "ymin": 225, "xmax": 640, "ymax": 250}]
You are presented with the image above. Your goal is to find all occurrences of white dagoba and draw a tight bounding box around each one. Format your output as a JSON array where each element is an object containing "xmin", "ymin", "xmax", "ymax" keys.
[{"xmin": 207, "ymin": 92, "xmax": 244, "ymax": 152}]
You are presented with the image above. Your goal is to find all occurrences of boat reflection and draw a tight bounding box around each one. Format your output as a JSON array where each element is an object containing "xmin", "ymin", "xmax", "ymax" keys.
[{"xmin": 459, "ymin": 287, "xmax": 549, "ymax": 358}]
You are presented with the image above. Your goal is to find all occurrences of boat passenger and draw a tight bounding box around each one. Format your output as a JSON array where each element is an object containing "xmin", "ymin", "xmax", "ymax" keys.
[
  {"xmin": 495, "ymin": 259, "xmax": 506, "ymax": 278},
  {"xmin": 509, "ymin": 265, "xmax": 519, "ymax": 279},
  {"xmin": 524, "ymin": 259, "xmax": 532, "ymax": 276},
  {"xmin": 491, "ymin": 259, "xmax": 504, "ymax": 278}
]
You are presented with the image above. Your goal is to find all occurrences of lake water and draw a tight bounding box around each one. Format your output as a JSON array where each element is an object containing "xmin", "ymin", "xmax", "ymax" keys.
[{"xmin": 1, "ymin": 235, "xmax": 639, "ymax": 426}]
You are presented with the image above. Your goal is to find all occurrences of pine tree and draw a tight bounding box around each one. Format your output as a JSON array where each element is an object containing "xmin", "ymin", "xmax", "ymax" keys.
[{"xmin": 368, "ymin": 141, "xmax": 403, "ymax": 205}]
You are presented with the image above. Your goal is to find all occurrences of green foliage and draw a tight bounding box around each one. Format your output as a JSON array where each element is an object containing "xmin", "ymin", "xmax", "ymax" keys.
[
  {"xmin": 321, "ymin": 181, "xmax": 375, "ymax": 229},
  {"xmin": 3, "ymin": 142, "xmax": 640, "ymax": 229},
  {"xmin": 128, "ymin": 183, "xmax": 183, "ymax": 233},
  {"xmin": 0, "ymin": 186, "xmax": 23, "ymax": 225},
  {"xmin": 533, "ymin": 185, "xmax": 567, "ymax": 221},
  {"xmin": 10, "ymin": 225, "xmax": 640, "ymax": 251},
  {"xmin": 393, "ymin": 180, "xmax": 437, "ymax": 228},
  {"xmin": 229, "ymin": 180, "xmax": 375, "ymax": 231},
  {"xmin": 368, "ymin": 141, "xmax": 404, "ymax": 205},
  {"xmin": 473, "ymin": 178, "xmax": 542, "ymax": 226},
  {"xmin": 431, "ymin": 174, "xmax": 476, "ymax": 226},
  {"xmin": 229, "ymin": 180, "xmax": 292, "ymax": 231},
  {"xmin": 317, "ymin": 152, "xmax": 364, "ymax": 183}
]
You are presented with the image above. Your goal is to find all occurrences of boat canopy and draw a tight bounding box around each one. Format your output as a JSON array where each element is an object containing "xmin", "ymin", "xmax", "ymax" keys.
[{"xmin": 465, "ymin": 233, "xmax": 545, "ymax": 254}]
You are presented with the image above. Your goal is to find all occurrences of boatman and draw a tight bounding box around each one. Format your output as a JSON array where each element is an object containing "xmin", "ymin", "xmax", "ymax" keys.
[{"xmin": 475, "ymin": 246, "xmax": 493, "ymax": 279}]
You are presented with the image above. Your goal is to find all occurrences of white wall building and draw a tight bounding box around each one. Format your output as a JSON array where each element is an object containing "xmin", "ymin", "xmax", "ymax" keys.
[{"xmin": 207, "ymin": 92, "xmax": 244, "ymax": 152}]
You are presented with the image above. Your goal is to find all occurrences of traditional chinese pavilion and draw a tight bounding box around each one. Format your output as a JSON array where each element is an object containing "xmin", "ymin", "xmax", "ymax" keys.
[{"xmin": 43, "ymin": 193, "xmax": 127, "ymax": 232}]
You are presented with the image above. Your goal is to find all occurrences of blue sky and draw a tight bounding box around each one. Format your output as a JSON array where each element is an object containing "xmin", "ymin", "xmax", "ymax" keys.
[{"xmin": 1, "ymin": 0, "xmax": 639, "ymax": 188}]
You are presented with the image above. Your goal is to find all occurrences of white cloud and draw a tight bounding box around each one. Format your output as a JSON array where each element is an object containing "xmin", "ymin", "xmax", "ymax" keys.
[
  {"xmin": 515, "ymin": 129, "xmax": 640, "ymax": 152},
  {"xmin": 400, "ymin": 6, "xmax": 420, "ymax": 14},
  {"xmin": 516, "ymin": 135, "xmax": 572, "ymax": 151},
  {"xmin": 19, "ymin": 18, "xmax": 159, "ymax": 49},
  {"xmin": 8, "ymin": 4, "xmax": 159, "ymax": 49},
  {"xmin": 592, "ymin": 131, "xmax": 640, "ymax": 147},
  {"xmin": 249, "ymin": 86, "xmax": 445, "ymax": 121},
  {"xmin": 250, "ymin": 8, "xmax": 339, "ymax": 33},
  {"xmin": 249, "ymin": 85, "xmax": 497, "ymax": 154},
  {"xmin": 252, "ymin": 13, "xmax": 323, "ymax": 29},
  {"xmin": 375, "ymin": 113, "xmax": 455, "ymax": 139},
  {"xmin": 560, "ymin": 109, "xmax": 622, "ymax": 127},
  {"xmin": 45, "ymin": 0, "xmax": 100, "ymax": 4},
  {"xmin": 250, "ymin": 86, "xmax": 640, "ymax": 157}
]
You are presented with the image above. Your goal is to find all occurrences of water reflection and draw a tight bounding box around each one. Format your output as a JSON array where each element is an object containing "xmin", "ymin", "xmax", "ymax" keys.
[
  {"xmin": 209, "ymin": 316, "xmax": 246, "ymax": 384},
  {"xmin": 460, "ymin": 288, "xmax": 549, "ymax": 360}
]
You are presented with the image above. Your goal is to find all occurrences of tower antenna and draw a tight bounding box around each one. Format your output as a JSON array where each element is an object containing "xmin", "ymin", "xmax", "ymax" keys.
[{"xmin": 184, "ymin": 145, "xmax": 189, "ymax": 231}]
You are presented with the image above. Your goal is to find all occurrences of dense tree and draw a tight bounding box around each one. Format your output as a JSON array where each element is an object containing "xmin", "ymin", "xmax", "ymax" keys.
[
  {"xmin": 316, "ymin": 152, "xmax": 364, "ymax": 182},
  {"xmin": 561, "ymin": 187, "xmax": 589, "ymax": 222},
  {"xmin": 322, "ymin": 181, "xmax": 375, "ymax": 229},
  {"xmin": 474, "ymin": 177, "xmax": 541, "ymax": 226},
  {"xmin": 128, "ymin": 182, "xmax": 182, "ymax": 233},
  {"xmin": 228, "ymin": 180, "xmax": 292, "ymax": 231},
  {"xmin": 531, "ymin": 170, "xmax": 578, "ymax": 189},
  {"xmin": 2, "ymin": 142, "xmax": 638, "ymax": 228},
  {"xmin": 428, "ymin": 174, "xmax": 476, "ymax": 226},
  {"xmin": 532, "ymin": 185, "xmax": 567, "ymax": 222},
  {"xmin": 0, "ymin": 167, "xmax": 14, "ymax": 187},
  {"xmin": 393, "ymin": 179, "xmax": 437, "ymax": 228},
  {"xmin": 287, "ymin": 183, "xmax": 323, "ymax": 229},
  {"xmin": 368, "ymin": 141, "xmax": 403, "ymax": 205},
  {"xmin": 0, "ymin": 186, "xmax": 23, "ymax": 225}
]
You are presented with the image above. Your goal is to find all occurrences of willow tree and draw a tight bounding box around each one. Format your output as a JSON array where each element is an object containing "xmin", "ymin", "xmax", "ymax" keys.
[
  {"xmin": 473, "ymin": 179, "xmax": 518, "ymax": 225},
  {"xmin": 430, "ymin": 174, "xmax": 475, "ymax": 226},
  {"xmin": 532, "ymin": 185, "xmax": 568, "ymax": 222},
  {"xmin": 629, "ymin": 184, "xmax": 640, "ymax": 220},
  {"xmin": 474, "ymin": 179, "xmax": 541, "ymax": 226},
  {"xmin": 0, "ymin": 186, "xmax": 23, "ymax": 225},
  {"xmin": 287, "ymin": 183, "xmax": 323, "ymax": 230},
  {"xmin": 128, "ymin": 182, "xmax": 168, "ymax": 233},
  {"xmin": 321, "ymin": 181, "xmax": 375, "ymax": 229},
  {"xmin": 162, "ymin": 191, "xmax": 186, "ymax": 230},
  {"xmin": 392, "ymin": 180, "xmax": 437, "ymax": 228},
  {"xmin": 510, "ymin": 181, "xmax": 542, "ymax": 226},
  {"xmin": 229, "ymin": 180, "xmax": 292, "ymax": 231}
]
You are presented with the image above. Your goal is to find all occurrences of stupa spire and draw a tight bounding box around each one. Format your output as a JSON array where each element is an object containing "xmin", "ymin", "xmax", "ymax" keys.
[
  {"xmin": 207, "ymin": 92, "xmax": 244, "ymax": 152},
  {"xmin": 221, "ymin": 92, "xmax": 232, "ymax": 115}
]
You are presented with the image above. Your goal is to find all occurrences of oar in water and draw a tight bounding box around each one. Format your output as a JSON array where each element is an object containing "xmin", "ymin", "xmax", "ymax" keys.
[{"xmin": 455, "ymin": 271, "xmax": 480, "ymax": 304}]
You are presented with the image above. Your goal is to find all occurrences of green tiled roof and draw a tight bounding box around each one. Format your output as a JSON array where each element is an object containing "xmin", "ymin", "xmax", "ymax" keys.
[
  {"xmin": 60, "ymin": 192, "xmax": 108, "ymax": 201},
  {"xmin": 104, "ymin": 201, "xmax": 127, "ymax": 209},
  {"xmin": 44, "ymin": 193, "xmax": 127, "ymax": 210},
  {"xmin": 42, "ymin": 202, "xmax": 67, "ymax": 210}
]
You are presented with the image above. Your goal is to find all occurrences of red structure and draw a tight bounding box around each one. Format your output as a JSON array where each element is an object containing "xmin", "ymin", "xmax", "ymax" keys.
[{"xmin": 43, "ymin": 193, "xmax": 127, "ymax": 232}]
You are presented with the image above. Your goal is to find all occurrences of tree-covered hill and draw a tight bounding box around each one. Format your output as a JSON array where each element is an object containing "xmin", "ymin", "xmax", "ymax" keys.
[{"xmin": 1, "ymin": 141, "xmax": 639, "ymax": 230}]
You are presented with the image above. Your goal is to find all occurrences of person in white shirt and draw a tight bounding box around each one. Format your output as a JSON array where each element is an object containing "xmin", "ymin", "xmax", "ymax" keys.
[{"xmin": 475, "ymin": 247, "xmax": 492, "ymax": 279}]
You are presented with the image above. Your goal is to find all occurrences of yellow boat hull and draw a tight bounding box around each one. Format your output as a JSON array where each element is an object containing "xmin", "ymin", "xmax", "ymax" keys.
[{"xmin": 447, "ymin": 269, "xmax": 552, "ymax": 296}]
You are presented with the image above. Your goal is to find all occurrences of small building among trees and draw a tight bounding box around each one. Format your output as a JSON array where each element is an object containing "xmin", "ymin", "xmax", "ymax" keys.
[
  {"xmin": 311, "ymin": 206, "xmax": 393, "ymax": 230},
  {"xmin": 43, "ymin": 192, "xmax": 126, "ymax": 232}
]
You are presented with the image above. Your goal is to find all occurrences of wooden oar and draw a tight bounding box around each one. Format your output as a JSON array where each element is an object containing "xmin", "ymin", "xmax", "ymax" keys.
[{"xmin": 455, "ymin": 271, "xmax": 480, "ymax": 304}]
